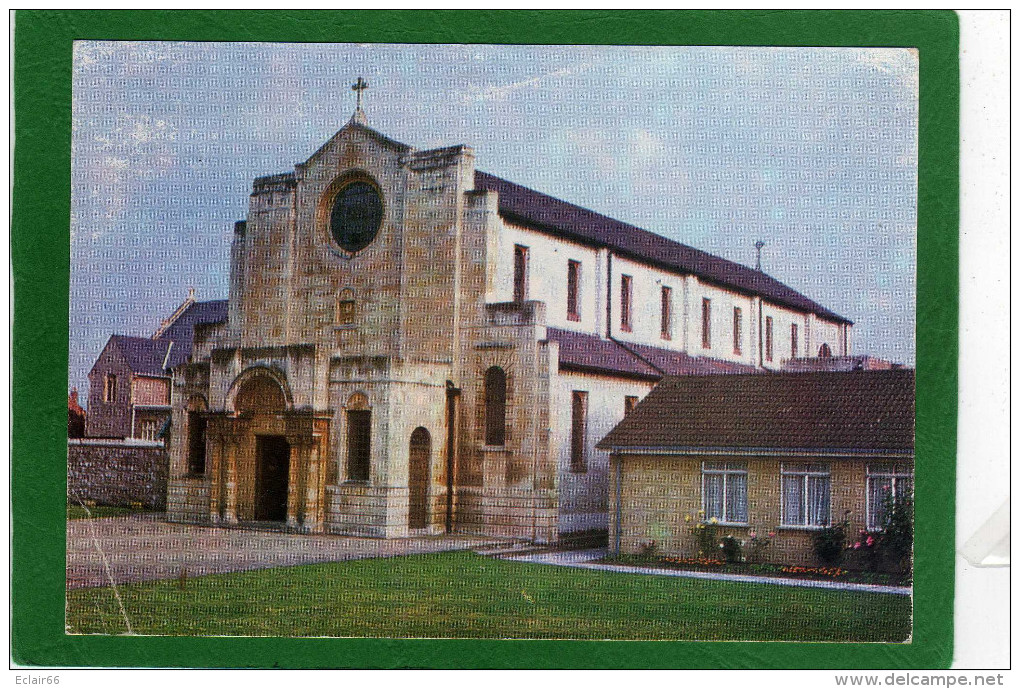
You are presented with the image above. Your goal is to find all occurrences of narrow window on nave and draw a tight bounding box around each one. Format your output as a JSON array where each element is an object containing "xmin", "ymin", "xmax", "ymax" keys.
[
  {"xmin": 620, "ymin": 275, "xmax": 633, "ymax": 332},
  {"xmin": 484, "ymin": 366, "xmax": 507, "ymax": 446},
  {"xmin": 702, "ymin": 298, "xmax": 712, "ymax": 349},
  {"xmin": 570, "ymin": 391, "xmax": 588, "ymax": 473},
  {"xmin": 733, "ymin": 306, "xmax": 742, "ymax": 355},
  {"xmin": 513, "ymin": 245, "xmax": 529, "ymax": 302},
  {"xmin": 566, "ymin": 260, "xmax": 581, "ymax": 322},
  {"xmin": 104, "ymin": 374, "xmax": 117, "ymax": 403},
  {"xmin": 660, "ymin": 286, "xmax": 672, "ymax": 340},
  {"xmin": 791, "ymin": 323, "xmax": 799, "ymax": 358},
  {"xmin": 187, "ymin": 411, "xmax": 207, "ymax": 475},
  {"xmin": 818, "ymin": 343, "xmax": 832, "ymax": 358},
  {"xmin": 765, "ymin": 316, "xmax": 774, "ymax": 362},
  {"xmin": 347, "ymin": 409, "xmax": 372, "ymax": 482}
]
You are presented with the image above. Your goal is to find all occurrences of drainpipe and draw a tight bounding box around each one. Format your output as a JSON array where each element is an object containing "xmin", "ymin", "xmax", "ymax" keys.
[
  {"xmin": 614, "ymin": 453, "xmax": 623, "ymax": 556},
  {"xmin": 758, "ymin": 297, "xmax": 764, "ymax": 369},
  {"xmin": 606, "ymin": 252, "xmax": 613, "ymax": 338}
]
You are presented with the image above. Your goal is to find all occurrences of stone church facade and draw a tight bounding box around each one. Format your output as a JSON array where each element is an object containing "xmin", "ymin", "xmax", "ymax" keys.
[{"xmin": 166, "ymin": 104, "xmax": 851, "ymax": 544}]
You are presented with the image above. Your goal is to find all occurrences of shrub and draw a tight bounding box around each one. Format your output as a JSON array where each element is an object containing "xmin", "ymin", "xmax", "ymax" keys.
[
  {"xmin": 813, "ymin": 520, "xmax": 849, "ymax": 565},
  {"xmin": 746, "ymin": 529, "xmax": 776, "ymax": 564},
  {"xmin": 881, "ymin": 492, "xmax": 914, "ymax": 574},
  {"xmin": 691, "ymin": 518, "xmax": 721, "ymax": 558},
  {"xmin": 720, "ymin": 534, "xmax": 743, "ymax": 563},
  {"xmin": 638, "ymin": 540, "xmax": 659, "ymax": 560}
]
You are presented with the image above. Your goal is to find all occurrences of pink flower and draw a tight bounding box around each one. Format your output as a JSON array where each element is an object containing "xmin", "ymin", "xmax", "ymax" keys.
[
  {"xmin": 748, "ymin": 531, "xmax": 757, "ymax": 538},
  {"xmin": 768, "ymin": 532, "xmax": 776, "ymax": 538},
  {"xmin": 853, "ymin": 542, "xmax": 861, "ymax": 549},
  {"xmin": 866, "ymin": 536, "xmax": 874, "ymax": 547}
]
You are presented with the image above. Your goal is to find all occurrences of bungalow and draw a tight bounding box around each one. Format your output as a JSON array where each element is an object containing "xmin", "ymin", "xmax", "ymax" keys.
[{"xmin": 596, "ymin": 369, "xmax": 915, "ymax": 565}]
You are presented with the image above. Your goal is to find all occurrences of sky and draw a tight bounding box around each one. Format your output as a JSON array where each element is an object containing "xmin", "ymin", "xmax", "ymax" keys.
[{"xmin": 70, "ymin": 42, "xmax": 918, "ymax": 396}]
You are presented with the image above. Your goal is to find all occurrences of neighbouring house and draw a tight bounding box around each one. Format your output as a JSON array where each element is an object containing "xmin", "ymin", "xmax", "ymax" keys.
[
  {"xmin": 165, "ymin": 94, "xmax": 851, "ymax": 543},
  {"xmin": 85, "ymin": 335, "xmax": 174, "ymax": 441},
  {"xmin": 84, "ymin": 295, "xmax": 228, "ymax": 442},
  {"xmin": 596, "ymin": 369, "xmax": 915, "ymax": 565},
  {"xmin": 68, "ymin": 388, "xmax": 86, "ymax": 439}
]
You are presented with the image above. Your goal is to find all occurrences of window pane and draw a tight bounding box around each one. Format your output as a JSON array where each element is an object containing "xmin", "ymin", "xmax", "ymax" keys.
[
  {"xmin": 704, "ymin": 473, "xmax": 723, "ymax": 520},
  {"xmin": 868, "ymin": 477, "xmax": 892, "ymax": 529},
  {"xmin": 726, "ymin": 472, "xmax": 748, "ymax": 523},
  {"xmin": 807, "ymin": 475, "xmax": 830, "ymax": 526},
  {"xmin": 782, "ymin": 474, "xmax": 804, "ymax": 525}
]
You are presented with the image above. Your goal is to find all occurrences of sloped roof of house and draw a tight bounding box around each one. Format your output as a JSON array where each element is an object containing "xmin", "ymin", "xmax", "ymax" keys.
[
  {"xmin": 107, "ymin": 336, "xmax": 173, "ymax": 377},
  {"xmin": 475, "ymin": 171, "xmax": 851, "ymax": 325},
  {"xmin": 597, "ymin": 369, "xmax": 915, "ymax": 452},
  {"xmin": 548, "ymin": 328, "xmax": 755, "ymax": 380},
  {"xmin": 159, "ymin": 299, "xmax": 228, "ymax": 369}
]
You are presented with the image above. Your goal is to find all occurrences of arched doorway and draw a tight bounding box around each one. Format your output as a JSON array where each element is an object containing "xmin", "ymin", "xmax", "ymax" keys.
[
  {"xmin": 232, "ymin": 372, "xmax": 290, "ymax": 523},
  {"xmin": 255, "ymin": 435, "xmax": 290, "ymax": 521},
  {"xmin": 408, "ymin": 427, "xmax": 431, "ymax": 529}
]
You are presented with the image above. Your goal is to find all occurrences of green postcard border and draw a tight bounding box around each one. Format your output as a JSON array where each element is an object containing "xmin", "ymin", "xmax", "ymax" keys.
[{"xmin": 11, "ymin": 9, "xmax": 958, "ymax": 669}]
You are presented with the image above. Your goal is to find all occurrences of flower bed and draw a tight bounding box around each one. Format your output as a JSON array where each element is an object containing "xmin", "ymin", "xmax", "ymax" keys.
[{"xmin": 601, "ymin": 554, "xmax": 909, "ymax": 587}]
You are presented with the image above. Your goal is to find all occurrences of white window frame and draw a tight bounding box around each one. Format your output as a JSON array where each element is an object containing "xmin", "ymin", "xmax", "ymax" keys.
[
  {"xmin": 780, "ymin": 462, "xmax": 831, "ymax": 528},
  {"xmin": 701, "ymin": 460, "xmax": 748, "ymax": 525},
  {"xmin": 866, "ymin": 462, "xmax": 913, "ymax": 531}
]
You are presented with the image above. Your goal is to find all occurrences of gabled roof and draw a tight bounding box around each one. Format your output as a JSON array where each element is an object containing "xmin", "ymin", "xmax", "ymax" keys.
[
  {"xmin": 475, "ymin": 171, "xmax": 850, "ymax": 325},
  {"xmin": 547, "ymin": 328, "xmax": 756, "ymax": 380},
  {"xmin": 597, "ymin": 369, "xmax": 915, "ymax": 452},
  {"xmin": 106, "ymin": 336, "xmax": 173, "ymax": 378},
  {"xmin": 160, "ymin": 299, "xmax": 228, "ymax": 369}
]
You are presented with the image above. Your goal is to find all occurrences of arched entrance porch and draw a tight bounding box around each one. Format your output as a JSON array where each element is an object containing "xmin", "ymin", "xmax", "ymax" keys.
[{"xmin": 205, "ymin": 367, "xmax": 331, "ymax": 532}]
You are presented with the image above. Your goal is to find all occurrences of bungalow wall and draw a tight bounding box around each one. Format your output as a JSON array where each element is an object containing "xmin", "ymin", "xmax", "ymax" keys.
[{"xmin": 609, "ymin": 453, "xmax": 912, "ymax": 566}]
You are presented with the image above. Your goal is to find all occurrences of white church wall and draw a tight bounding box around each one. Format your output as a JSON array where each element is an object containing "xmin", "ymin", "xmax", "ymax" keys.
[
  {"xmin": 491, "ymin": 221, "xmax": 603, "ymax": 334},
  {"xmin": 554, "ymin": 369, "xmax": 654, "ymax": 534}
]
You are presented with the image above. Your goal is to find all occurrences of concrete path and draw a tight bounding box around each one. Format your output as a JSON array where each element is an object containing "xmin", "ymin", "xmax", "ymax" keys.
[
  {"xmin": 506, "ymin": 548, "xmax": 912, "ymax": 596},
  {"xmin": 67, "ymin": 514, "xmax": 495, "ymax": 590}
]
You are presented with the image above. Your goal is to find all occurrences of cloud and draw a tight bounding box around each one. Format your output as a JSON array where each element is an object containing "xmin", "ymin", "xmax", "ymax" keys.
[{"xmin": 458, "ymin": 64, "xmax": 588, "ymax": 103}]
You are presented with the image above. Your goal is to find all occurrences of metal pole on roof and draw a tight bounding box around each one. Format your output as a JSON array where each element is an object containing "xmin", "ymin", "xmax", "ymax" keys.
[{"xmin": 754, "ymin": 240, "xmax": 765, "ymax": 272}]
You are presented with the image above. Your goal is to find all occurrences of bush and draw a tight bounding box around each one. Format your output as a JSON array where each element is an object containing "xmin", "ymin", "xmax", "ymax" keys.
[
  {"xmin": 813, "ymin": 520, "xmax": 848, "ymax": 565},
  {"xmin": 720, "ymin": 534, "xmax": 743, "ymax": 563},
  {"xmin": 638, "ymin": 540, "xmax": 659, "ymax": 560},
  {"xmin": 691, "ymin": 519, "xmax": 721, "ymax": 558},
  {"xmin": 881, "ymin": 492, "xmax": 914, "ymax": 574},
  {"xmin": 746, "ymin": 529, "xmax": 776, "ymax": 564}
]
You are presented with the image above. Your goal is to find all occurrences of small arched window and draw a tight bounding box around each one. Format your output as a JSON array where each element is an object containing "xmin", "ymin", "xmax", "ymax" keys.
[
  {"xmin": 336, "ymin": 288, "xmax": 356, "ymax": 326},
  {"xmin": 818, "ymin": 343, "xmax": 832, "ymax": 358},
  {"xmin": 484, "ymin": 366, "xmax": 507, "ymax": 446}
]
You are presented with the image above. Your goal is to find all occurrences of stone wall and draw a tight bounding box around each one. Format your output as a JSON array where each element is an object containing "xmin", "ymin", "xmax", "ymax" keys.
[{"xmin": 67, "ymin": 439, "xmax": 169, "ymax": 510}]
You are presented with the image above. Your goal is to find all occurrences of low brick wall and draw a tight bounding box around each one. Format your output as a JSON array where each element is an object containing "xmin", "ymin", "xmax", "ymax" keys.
[{"xmin": 67, "ymin": 439, "xmax": 169, "ymax": 510}]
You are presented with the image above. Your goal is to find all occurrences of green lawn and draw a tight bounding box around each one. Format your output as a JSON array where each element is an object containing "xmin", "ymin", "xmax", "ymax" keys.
[
  {"xmin": 66, "ymin": 505, "xmax": 138, "ymax": 520},
  {"xmin": 66, "ymin": 551, "xmax": 911, "ymax": 641}
]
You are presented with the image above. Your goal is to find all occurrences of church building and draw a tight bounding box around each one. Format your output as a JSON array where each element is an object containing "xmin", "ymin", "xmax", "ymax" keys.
[{"xmin": 166, "ymin": 84, "xmax": 852, "ymax": 544}]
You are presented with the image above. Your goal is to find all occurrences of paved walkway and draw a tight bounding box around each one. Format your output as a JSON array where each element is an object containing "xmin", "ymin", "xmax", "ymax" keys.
[
  {"xmin": 507, "ymin": 549, "xmax": 912, "ymax": 596},
  {"xmin": 67, "ymin": 514, "xmax": 495, "ymax": 590}
]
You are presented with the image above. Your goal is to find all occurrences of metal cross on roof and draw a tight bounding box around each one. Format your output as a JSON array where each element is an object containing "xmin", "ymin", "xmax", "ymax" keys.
[
  {"xmin": 352, "ymin": 77, "xmax": 369, "ymax": 110},
  {"xmin": 755, "ymin": 240, "xmax": 766, "ymax": 271}
]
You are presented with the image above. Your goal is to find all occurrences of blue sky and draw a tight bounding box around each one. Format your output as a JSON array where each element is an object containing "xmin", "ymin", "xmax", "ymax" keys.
[{"xmin": 70, "ymin": 42, "xmax": 917, "ymax": 395}]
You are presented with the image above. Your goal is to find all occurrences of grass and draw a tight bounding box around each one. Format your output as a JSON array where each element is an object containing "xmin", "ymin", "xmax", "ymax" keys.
[
  {"xmin": 66, "ymin": 505, "xmax": 139, "ymax": 520},
  {"xmin": 66, "ymin": 551, "xmax": 912, "ymax": 640}
]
